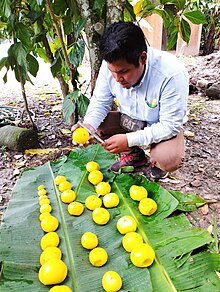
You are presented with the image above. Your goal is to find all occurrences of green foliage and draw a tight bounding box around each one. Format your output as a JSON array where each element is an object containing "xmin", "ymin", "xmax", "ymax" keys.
[
  {"xmin": 0, "ymin": 145, "xmax": 220, "ymax": 291},
  {"xmin": 62, "ymin": 91, "xmax": 90, "ymax": 124},
  {"xmin": 188, "ymin": 0, "xmax": 220, "ymax": 51},
  {"xmin": 134, "ymin": 0, "xmax": 207, "ymax": 50}
]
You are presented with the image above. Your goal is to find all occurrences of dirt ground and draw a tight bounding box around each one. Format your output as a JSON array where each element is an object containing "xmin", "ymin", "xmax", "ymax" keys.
[{"xmin": 0, "ymin": 52, "xmax": 219, "ymax": 233}]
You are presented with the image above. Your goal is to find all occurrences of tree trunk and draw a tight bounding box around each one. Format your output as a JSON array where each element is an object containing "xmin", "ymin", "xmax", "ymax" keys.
[
  {"xmin": 202, "ymin": 23, "xmax": 215, "ymax": 56},
  {"xmin": 0, "ymin": 125, "xmax": 39, "ymax": 151},
  {"xmin": 40, "ymin": 21, "xmax": 70, "ymax": 98},
  {"xmin": 106, "ymin": 0, "xmax": 126, "ymax": 25},
  {"xmin": 75, "ymin": 0, "xmax": 101, "ymax": 94},
  {"xmin": 76, "ymin": 0, "xmax": 126, "ymax": 94}
]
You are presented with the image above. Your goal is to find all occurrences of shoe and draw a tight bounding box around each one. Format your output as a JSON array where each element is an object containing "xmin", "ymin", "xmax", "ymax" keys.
[
  {"xmin": 110, "ymin": 148, "xmax": 148, "ymax": 173},
  {"xmin": 150, "ymin": 165, "xmax": 168, "ymax": 180}
]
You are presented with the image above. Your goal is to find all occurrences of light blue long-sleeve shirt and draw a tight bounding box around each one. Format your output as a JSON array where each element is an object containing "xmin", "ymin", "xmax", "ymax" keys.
[{"xmin": 84, "ymin": 47, "xmax": 189, "ymax": 147}]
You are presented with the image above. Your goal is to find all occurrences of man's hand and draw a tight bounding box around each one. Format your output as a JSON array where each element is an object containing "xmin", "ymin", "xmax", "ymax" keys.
[
  {"xmin": 102, "ymin": 134, "xmax": 128, "ymax": 154},
  {"xmin": 71, "ymin": 122, "xmax": 95, "ymax": 146}
]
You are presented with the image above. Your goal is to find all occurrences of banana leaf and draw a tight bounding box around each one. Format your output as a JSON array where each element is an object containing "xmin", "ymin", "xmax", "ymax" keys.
[{"xmin": 0, "ymin": 144, "xmax": 219, "ymax": 291}]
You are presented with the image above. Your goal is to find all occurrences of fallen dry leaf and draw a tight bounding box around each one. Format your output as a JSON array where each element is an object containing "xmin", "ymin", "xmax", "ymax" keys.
[{"xmin": 25, "ymin": 148, "xmax": 60, "ymax": 155}]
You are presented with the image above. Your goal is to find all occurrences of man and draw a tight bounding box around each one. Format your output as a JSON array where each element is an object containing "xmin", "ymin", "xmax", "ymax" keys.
[{"xmin": 72, "ymin": 21, "xmax": 189, "ymax": 179}]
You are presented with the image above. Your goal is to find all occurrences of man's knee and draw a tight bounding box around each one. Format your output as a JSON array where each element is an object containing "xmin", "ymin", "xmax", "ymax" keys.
[{"xmin": 158, "ymin": 156, "xmax": 185, "ymax": 172}]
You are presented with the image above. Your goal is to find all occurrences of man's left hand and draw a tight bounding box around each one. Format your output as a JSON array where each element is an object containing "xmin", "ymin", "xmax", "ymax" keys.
[{"xmin": 102, "ymin": 134, "xmax": 128, "ymax": 154}]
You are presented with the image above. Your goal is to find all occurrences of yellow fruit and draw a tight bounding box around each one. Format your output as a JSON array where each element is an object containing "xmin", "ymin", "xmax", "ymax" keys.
[
  {"xmin": 95, "ymin": 182, "xmax": 111, "ymax": 196},
  {"xmin": 68, "ymin": 201, "xmax": 84, "ymax": 216},
  {"xmin": 39, "ymin": 212, "xmax": 51, "ymax": 221},
  {"xmin": 81, "ymin": 232, "xmax": 98, "ymax": 250},
  {"xmin": 130, "ymin": 243, "xmax": 155, "ymax": 267},
  {"xmin": 54, "ymin": 175, "xmax": 66, "ymax": 185},
  {"xmin": 103, "ymin": 193, "xmax": 119, "ymax": 208},
  {"xmin": 102, "ymin": 271, "xmax": 122, "ymax": 292},
  {"xmin": 86, "ymin": 161, "xmax": 100, "ymax": 172},
  {"xmin": 49, "ymin": 286, "xmax": 72, "ymax": 292},
  {"xmin": 88, "ymin": 170, "xmax": 103, "ymax": 185},
  {"xmin": 39, "ymin": 195, "xmax": 48, "ymax": 201},
  {"xmin": 117, "ymin": 216, "xmax": 137, "ymax": 234},
  {"xmin": 40, "ymin": 204, "xmax": 52, "ymax": 214},
  {"xmin": 85, "ymin": 195, "xmax": 102, "ymax": 211},
  {"xmin": 129, "ymin": 185, "xmax": 148, "ymax": 201},
  {"xmin": 89, "ymin": 247, "xmax": 108, "ymax": 267},
  {"xmin": 41, "ymin": 215, "xmax": 59, "ymax": 232},
  {"xmin": 38, "ymin": 189, "xmax": 47, "ymax": 196},
  {"xmin": 38, "ymin": 185, "xmax": 45, "ymax": 190},
  {"xmin": 60, "ymin": 189, "xmax": 76, "ymax": 203},
  {"xmin": 40, "ymin": 246, "xmax": 62, "ymax": 265},
  {"xmin": 138, "ymin": 198, "xmax": 157, "ymax": 216},
  {"xmin": 39, "ymin": 258, "xmax": 67, "ymax": 285},
  {"xmin": 92, "ymin": 207, "xmax": 110, "ymax": 225},
  {"xmin": 39, "ymin": 198, "xmax": 50, "ymax": 206},
  {"xmin": 58, "ymin": 181, "xmax": 72, "ymax": 192},
  {"xmin": 40, "ymin": 232, "xmax": 60, "ymax": 250},
  {"xmin": 72, "ymin": 127, "xmax": 90, "ymax": 144},
  {"xmin": 122, "ymin": 232, "xmax": 143, "ymax": 252}
]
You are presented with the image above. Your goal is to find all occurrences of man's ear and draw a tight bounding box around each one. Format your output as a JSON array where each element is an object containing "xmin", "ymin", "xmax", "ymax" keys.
[{"xmin": 140, "ymin": 51, "xmax": 147, "ymax": 65}]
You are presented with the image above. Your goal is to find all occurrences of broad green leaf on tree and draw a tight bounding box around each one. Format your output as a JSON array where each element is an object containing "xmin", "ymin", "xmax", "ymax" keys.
[{"xmin": 0, "ymin": 145, "xmax": 220, "ymax": 291}]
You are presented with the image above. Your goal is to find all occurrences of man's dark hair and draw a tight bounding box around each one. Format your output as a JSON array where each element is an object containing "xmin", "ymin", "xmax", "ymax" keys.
[{"xmin": 100, "ymin": 21, "xmax": 147, "ymax": 67}]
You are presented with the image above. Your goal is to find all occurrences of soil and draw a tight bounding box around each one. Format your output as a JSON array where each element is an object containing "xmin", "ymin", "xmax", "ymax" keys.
[{"xmin": 0, "ymin": 52, "xmax": 220, "ymax": 234}]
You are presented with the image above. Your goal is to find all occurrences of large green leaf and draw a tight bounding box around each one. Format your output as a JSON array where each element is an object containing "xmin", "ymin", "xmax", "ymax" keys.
[
  {"xmin": 184, "ymin": 10, "xmax": 207, "ymax": 25},
  {"xmin": 0, "ymin": 144, "xmax": 219, "ymax": 291}
]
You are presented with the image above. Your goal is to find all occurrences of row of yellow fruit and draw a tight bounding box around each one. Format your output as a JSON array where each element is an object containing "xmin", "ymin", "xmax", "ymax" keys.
[
  {"xmin": 85, "ymin": 162, "xmax": 123, "ymax": 291},
  {"xmin": 37, "ymin": 184, "xmax": 72, "ymax": 292}
]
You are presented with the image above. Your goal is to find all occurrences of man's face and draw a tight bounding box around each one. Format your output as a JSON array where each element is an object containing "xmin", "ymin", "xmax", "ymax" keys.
[{"xmin": 107, "ymin": 52, "xmax": 146, "ymax": 89}]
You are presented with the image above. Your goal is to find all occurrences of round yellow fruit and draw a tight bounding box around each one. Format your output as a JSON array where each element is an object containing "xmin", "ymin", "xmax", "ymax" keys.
[
  {"xmin": 117, "ymin": 216, "xmax": 137, "ymax": 234},
  {"xmin": 41, "ymin": 215, "xmax": 59, "ymax": 232},
  {"xmin": 139, "ymin": 198, "xmax": 157, "ymax": 216},
  {"xmin": 39, "ymin": 195, "xmax": 48, "ymax": 201},
  {"xmin": 49, "ymin": 286, "xmax": 72, "ymax": 292},
  {"xmin": 102, "ymin": 271, "xmax": 122, "ymax": 292},
  {"xmin": 130, "ymin": 243, "xmax": 155, "ymax": 267},
  {"xmin": 72, "ymin": 127, "xmax": 90, "ymax": 144},
  {"xmin": 39, "ymin": 212, "xmax": 51, "ymax": 222},
  {"xmin": 122, "ymin": 232, "xmax": 143, "ymax": 252},
  {"xmin": 88, "ymin": 170, "xmax": 103, "ymax": 185},
  {"xmin": 86, "ymin": 161, "xmax": 100, "ymax": 172},
  {"xmin": 40, "ymin": 232, "xmax": 60, "ymax": 250},
  {"xmin": 81, "ymin": 232, "xmax": 99, "ymax": 250},
  {"xmin": 58, "ymin": 181, "xmax": 72, "ymax": 192},
  {"xmin": 39, "ymin": 258, "xmax": 67, "ymax": 285},
  {"xmin": 60, "ymin": 189, "xmax": 76, "ymax": 203},
  {"xmin": 103, "ymin": 193, "xmax": 119, "ymax": 208},
  {"xmin": 85, "ymin": 195, "xmax": 102, "ymax": 211},
  {"xmin": 40, "ymin": 204, "xmax": 52, "ymax": 214},
  {"xmin": 38, "ymin": 189, "xmax": 47, "ymax": 196},
  {"xmin": 95, "ymin": 182, "xmax": 111, "ymax": 196},
  {"xmin": 40, "ymin": 246, "xmax": 62, "ymax": 265},
  {"xmin": 89, "ymin": 247, "xmax": 108, "ymax": 267},
  {"xmin": 129, "ymin": 185, "xmax": 148, "ymax": 201},
  {"xmin": 39, "ymin": 198, "xmax": 50, "ymax": 206},
  {"xmin": 38, "ymin": 185, "xmax": 45, "ymax": 190},
  {"xmin": 54, "ymin": 175, "xmax": 66, "ymax": 185},
  {"xmin": 68, "ymin": 201, "xmax": 84, "ymax": 216},
  {"xmin": 92, "ymin": 207, "xmax": 110, "ymax": 225}
]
